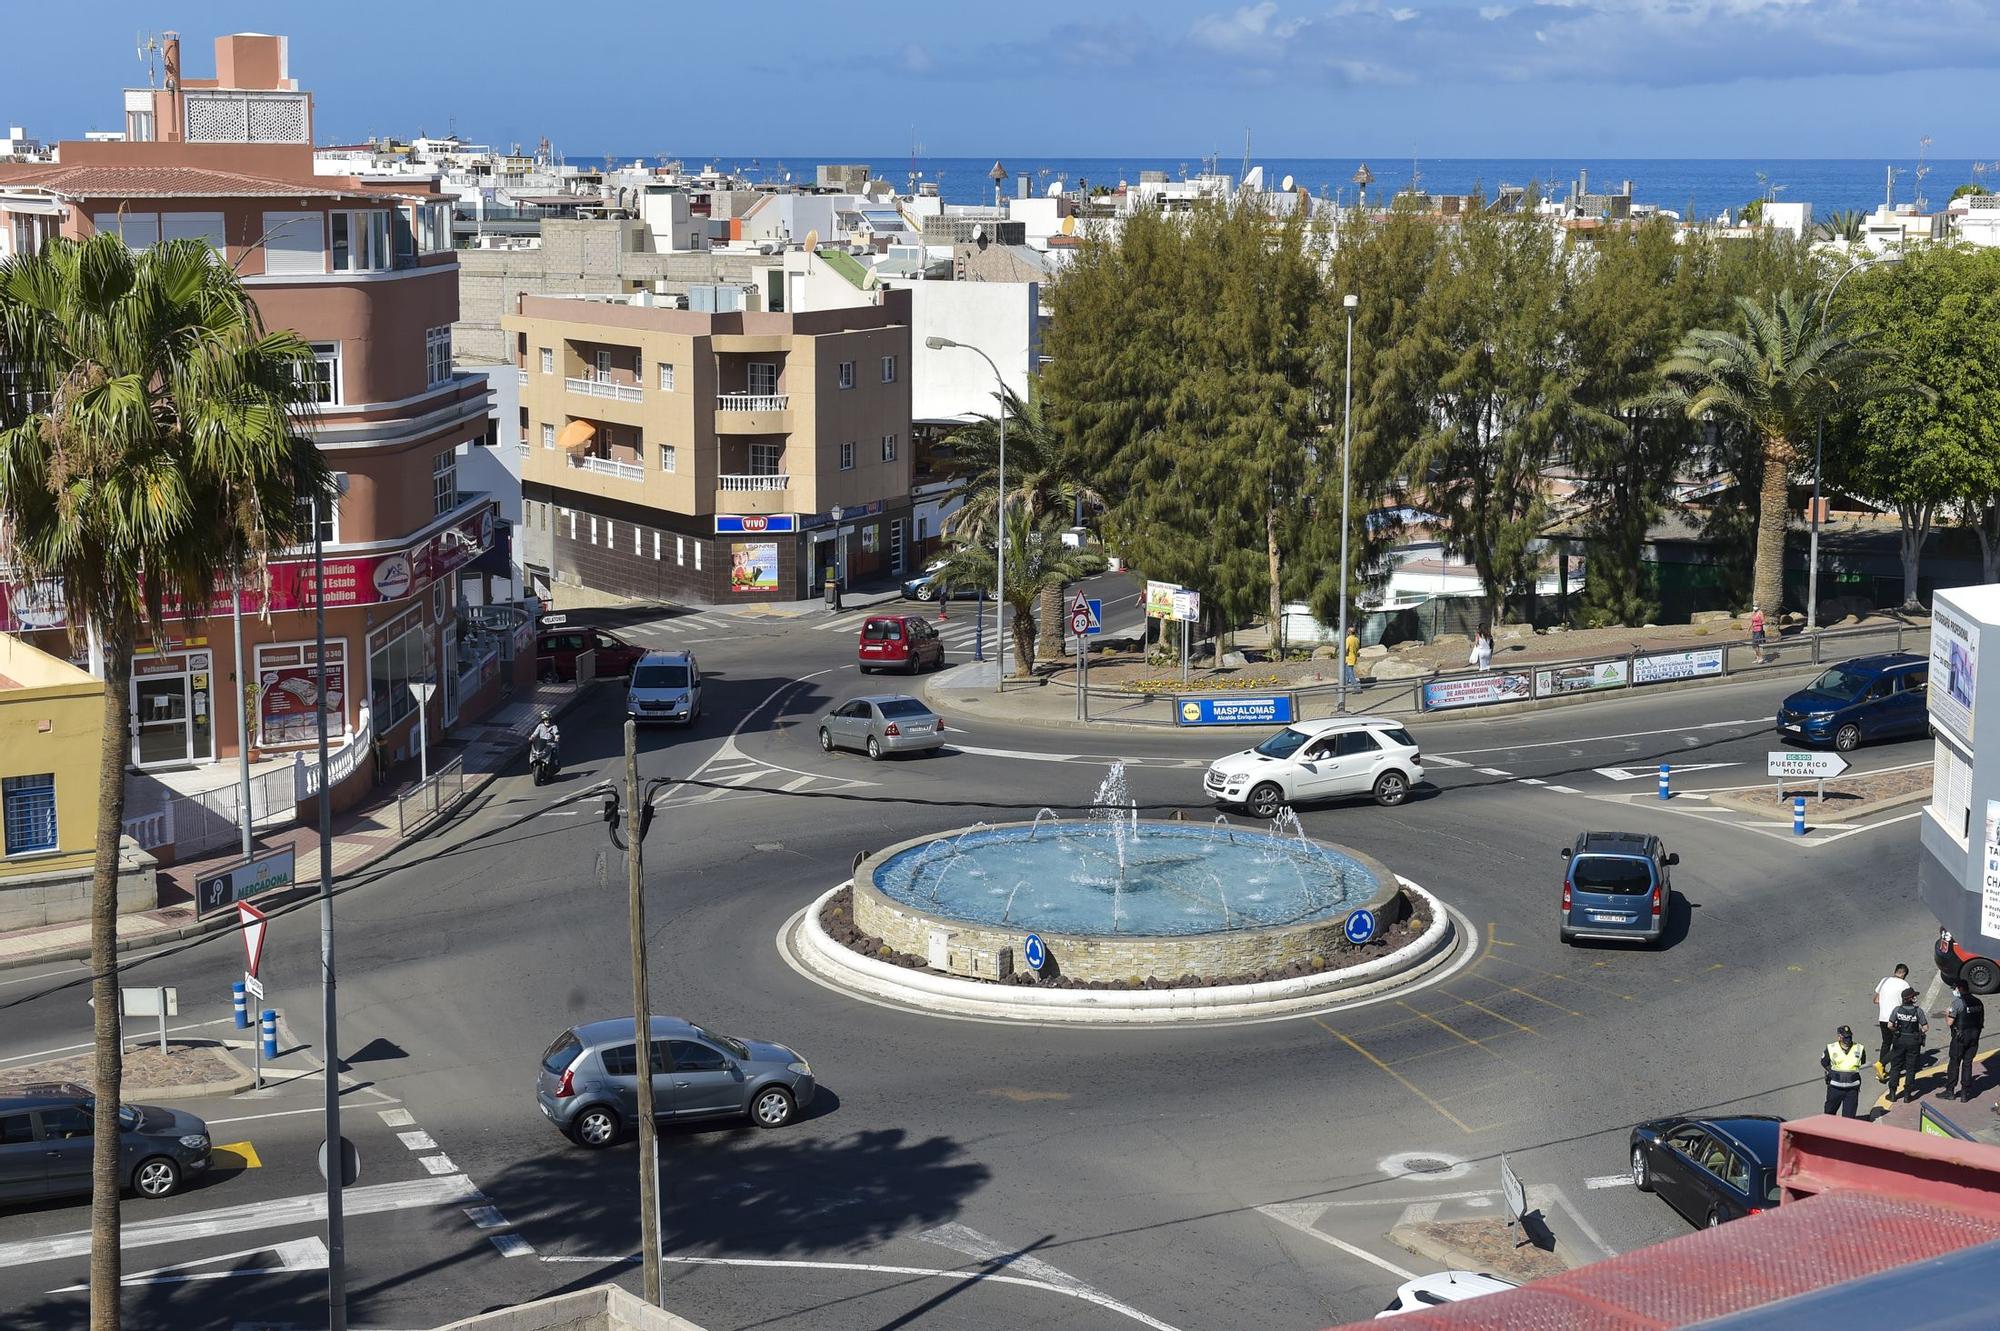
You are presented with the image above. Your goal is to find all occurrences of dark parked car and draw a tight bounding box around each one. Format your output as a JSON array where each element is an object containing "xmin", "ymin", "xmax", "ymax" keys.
[
  {"xmin": 536, "ymin": 1017, "xmax": 815, "ymax": 1149},
  {"xmin": 1777, "ymin": 652, "xmax": 1929, "ymax": 752},
  {"xmin": 901, "ymin": 558, "xmax": 988, "ymax": 602},
  {"xmin": 536, "ymin": 615, "xmax": 646, "ymax": 682},
  {"xmin": 0, "ymin": 1083, "xmax": 211, "ymax": 1203},
  {"xmin": 1629, "ymin": 1114, "xmax": 1783, "ymax": 1228},
  {"xmin": 1559, "ymin": 830, "xmax": 1675, "ymax": 946}
]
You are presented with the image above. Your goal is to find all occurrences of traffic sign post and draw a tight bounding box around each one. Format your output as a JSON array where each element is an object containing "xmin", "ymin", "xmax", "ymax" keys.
[
  {"xmin": 1343, "ymin": 908, "xmax": 1378, "ymax": 946},
  {"xmin": 1023, "ymin": 933, "xmax": 1047, "ymax": 975},
  {"xmin": 1070, "ymin": 593, "xmax": 1102, "ymax": 724},
  {"xmin": 238, "ymin": 900, "xmax": 269, "ymax": 978},
  {"xmin": 1769, "ymin": 750, "xmax": 1848, "ymax": 803},
  {"xmin": 1500, "ymin": 1153, "xmax": 1528, "ymax": 1244}
]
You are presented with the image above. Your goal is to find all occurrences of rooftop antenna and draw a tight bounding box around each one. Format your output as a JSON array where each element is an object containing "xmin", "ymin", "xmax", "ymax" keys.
[
  {"xmin": 1242, "ymin": 128, "xmax": 1251, "ymax": 183},
  {"xmin": 136, "ymin": 31, "xmax": 162, "ymax": 88},
  {"xmin": 1915, "ymin": 135, "xmax": 1933, "ymax": 212}
]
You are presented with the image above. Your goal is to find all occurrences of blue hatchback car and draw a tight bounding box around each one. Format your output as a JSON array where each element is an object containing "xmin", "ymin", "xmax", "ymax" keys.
[{"xmin": 1776, "ymin": 653, "xmax": 1929, "ymax": 752}]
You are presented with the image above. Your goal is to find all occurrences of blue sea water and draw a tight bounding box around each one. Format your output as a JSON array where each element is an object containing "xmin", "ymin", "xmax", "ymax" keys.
[{"xmin": 592, "ymin": 153, "xmax": 1983, "ymax": 221}]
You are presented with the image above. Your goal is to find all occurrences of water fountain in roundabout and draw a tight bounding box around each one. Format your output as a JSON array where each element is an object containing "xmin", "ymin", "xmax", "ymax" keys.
[{"xmin": 846, "ymin": 761, "xmax": 1418, "ymax": 985}]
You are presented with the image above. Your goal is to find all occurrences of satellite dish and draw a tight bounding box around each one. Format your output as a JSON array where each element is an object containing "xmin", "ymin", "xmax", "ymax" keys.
[
  {"xmin": 1281, "ymin": 174, "xmax": 1295, "ymax": 192},
  {"xmin": 973, "ymin": 224, "xmax": 985, "ymax": 242},
  {"xmin": 802, "ymin": 228, "xmax": 819, "ymax": 253},
  {"xmin": 1060, "ymin": 215, "xmax": 1075, "ymax": 236}
]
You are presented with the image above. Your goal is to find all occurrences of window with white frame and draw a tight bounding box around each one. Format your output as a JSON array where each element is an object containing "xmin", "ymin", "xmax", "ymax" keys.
[
  {"xmin": 675, "ymin": 535, "xmax": 685, "ymax": 565},
  {"xmin": 657, "ymin": 363, "xmax": 676, "ymax": 392},
  {"xmin": 659, "ymin": 444, "xmax": 677, "ymax": 473},
  {"xmin": 431, "ymin": 450, "xmax": 457, "ymax": 516},
  {"xmin": 693, "ymin": 542, "xmax": 702, "ymax": 571},
  {"xmin": 330, "ymin": 210, "xmax": 392, "ymax": 271},
  {"xmin": 749, "ymin": 442, "xmax": 782, "ymax": 476},
  {"xmin": 417, "ymin": 201, "xmax": 452, "ymax": 254},
  {"xmin": 634, "ymin": 526, "xmax": 643, "ymax": 555},
  {"xmin": 837, "ymin": 360, "xmax": 855, "ymax": 389},
  {"xmin": 839, "ymin": 441, "xmax": 854, "ymax": 470},
  {"xmin": 590, "ymin": 516, "xmax": 600, "ymax": 545},
  {"xmin": 881, "ymin": 354, "xmax": 896, "ymax": 383},
  {"xmin": 299, "ymin": 342, "xmax": 341, "ymax": 406},
  {"xmin": 2, "ymin": 773, "xmax": 58, "ymax": 855},
  {"xmin": 294, "ymin": 484, "xmax": 341, "ymax": 548},
  {"xmin": 425, "ymin": 327, "xmax": 452, "ymax": 387},
  {"xmin": 881, "ymin": 433, "xmax": 897, "ymax": 463},
  {"xmin": 539, "ymin": 347, "xmax": 553, "ymax": 374},
  {"xmin": 653, "ymin": 532, "xmax": 661, "ymax": 560},
  {"xmin": 541, "ymin": 422, "xmax": 556, "ymax": 449}
]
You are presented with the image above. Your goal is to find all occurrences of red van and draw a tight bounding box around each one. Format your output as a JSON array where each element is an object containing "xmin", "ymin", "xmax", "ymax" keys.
[{"xmin": 857, "ymin": 615, "xmax": 944, "ymax": 674}]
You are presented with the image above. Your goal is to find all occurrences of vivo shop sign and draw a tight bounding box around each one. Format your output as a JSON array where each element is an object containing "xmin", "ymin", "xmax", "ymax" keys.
[{"xmin": 0, "ymin": 503, "xmax": 497, "ymax": 630}]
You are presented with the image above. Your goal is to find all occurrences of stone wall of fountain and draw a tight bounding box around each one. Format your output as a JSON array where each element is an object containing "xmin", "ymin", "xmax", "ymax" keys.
[{"xmin": 850, "ymin": 819, "xmax": 1410, "ymax": 985}]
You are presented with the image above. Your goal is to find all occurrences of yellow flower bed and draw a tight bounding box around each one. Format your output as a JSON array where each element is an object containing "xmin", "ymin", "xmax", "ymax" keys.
[{"xmin": 1123, "ymin": 674, "xmax": 1289, "ymax": 695}]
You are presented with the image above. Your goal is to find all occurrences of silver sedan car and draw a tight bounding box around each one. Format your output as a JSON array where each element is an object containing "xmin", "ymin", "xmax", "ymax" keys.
[{"xmin": 818, "ymin": 694, "xmax": 946, "ymax": 759}]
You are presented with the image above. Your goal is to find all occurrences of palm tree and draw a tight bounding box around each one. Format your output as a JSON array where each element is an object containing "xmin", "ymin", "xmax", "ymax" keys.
[
  {"xmin": 939, "ymin": 382, "xmax": 1103, "ymax": 658},
  {"xmin": 0, "ymin": 233, "xmax": 328, "ymax": 1328},
  {"xmin": 933, "ymin": 508, "xmax": 1106, "ymax": 676},
  {"xmin": 1650, "ymin": 288, "xmax": 1893, "ymax": 615},
  {"xmin": 1813, "ymin": 210, "xmax": 1865, "ymax": 243}
]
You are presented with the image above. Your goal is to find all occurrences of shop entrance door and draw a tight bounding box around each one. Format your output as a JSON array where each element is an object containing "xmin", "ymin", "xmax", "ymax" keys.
[{"xmin": 133, "ymin": 676, "xmax": 193, "ymax": 766}]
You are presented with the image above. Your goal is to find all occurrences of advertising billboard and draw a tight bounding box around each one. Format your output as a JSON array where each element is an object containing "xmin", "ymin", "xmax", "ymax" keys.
[
  {"xmin": 1930, "ymin": 597, "xmax": 1979, "ymax": 748},
  {"xmin": 1175, "ymin": 694, "xmax": 1296, "ymax": 726},
  {"xmin": 730, "ymin": 542, "xmax": 779, "ymax": 592},
  {"xmin": 1422, "ymin": 672, "xmax": 1533, "ymax": 711},
  {"xmin": 1533, "ymin": 660, "xmax": 1629, "ymax": 698},
  {"xmin": 1632, "ymin": 647, "xmax": 1725, "ymax": 686}
]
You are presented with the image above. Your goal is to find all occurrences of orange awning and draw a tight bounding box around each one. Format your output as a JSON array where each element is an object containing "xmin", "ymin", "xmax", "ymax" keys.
[{"xmin": 558, "ymin": 420, "xmax": 597, "ymax": 455}]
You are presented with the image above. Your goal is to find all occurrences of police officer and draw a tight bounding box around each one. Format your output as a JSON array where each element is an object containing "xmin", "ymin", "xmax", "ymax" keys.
[
  {"xmin": 1820, "ymin": 1025, "xmax": 1865, "ymax": 1117},
  {"xmin": 1942, "ymin": 978, "xmax": 1986, "ymax": 1101},
  {"xmin": 1885, "ymin": 985, "xmax": 1930, "ymax": 1103}
]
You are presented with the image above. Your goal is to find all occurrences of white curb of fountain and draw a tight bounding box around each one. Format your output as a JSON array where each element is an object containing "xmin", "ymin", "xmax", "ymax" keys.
[{"xmin": 783, "ymin": 875, "xmax": 1462, "ymax": 1025}]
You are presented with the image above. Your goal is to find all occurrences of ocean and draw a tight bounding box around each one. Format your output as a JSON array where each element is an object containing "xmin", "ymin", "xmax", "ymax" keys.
[{"xmin": 590, "ymin": 154, "xmax": 1985, "ymax": 221}]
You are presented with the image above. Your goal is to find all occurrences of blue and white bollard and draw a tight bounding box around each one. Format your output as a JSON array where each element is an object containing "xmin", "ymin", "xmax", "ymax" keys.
[
  {"xmin": 232, "ymin": 980, "xmax": 248, "ymax": 1030},
  {"xmin": 260, "ymin": 1009, "xmax": 278, "ymax": 1060},
  {"xmin": 1658, "ymin": 764, "xmax": 1671, "ymax": 801},
  {"xmin": 1794, "ymin": 796, "xmax": 1807, "ymax": 837}
]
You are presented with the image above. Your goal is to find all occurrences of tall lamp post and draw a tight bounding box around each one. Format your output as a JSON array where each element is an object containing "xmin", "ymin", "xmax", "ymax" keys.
[
  {"xmin": 1809, "ymin": 249, "xmax": 1901, "ymax": 631},
  {"xmin": 926, "ymin": 336, "xmax": 1006, "ymax": 691},
  {"xmin": 1337, "ymin": 293, "xmax": 1357, "ymax": 713},
  {"xmin": 311, "ymin": 474, "xmax": 351, "ymax": 1330}
]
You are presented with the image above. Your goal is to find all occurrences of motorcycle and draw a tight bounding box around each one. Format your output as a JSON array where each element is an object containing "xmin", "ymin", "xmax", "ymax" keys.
[{"xmin": 530, "ymin": 735, "xmax": 560, "ymax": 786}]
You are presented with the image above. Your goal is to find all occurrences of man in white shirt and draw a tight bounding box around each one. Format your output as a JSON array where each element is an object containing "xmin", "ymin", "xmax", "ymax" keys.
[{"xmin": 1874, "ymin": 963, "xmax": 1911, "ymax": 1083}]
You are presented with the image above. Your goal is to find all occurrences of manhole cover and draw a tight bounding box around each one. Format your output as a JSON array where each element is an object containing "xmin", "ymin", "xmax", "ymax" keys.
[{"xmin": 1379, "ymin": 1150, "xmax": 1473, "ymax": 1181}]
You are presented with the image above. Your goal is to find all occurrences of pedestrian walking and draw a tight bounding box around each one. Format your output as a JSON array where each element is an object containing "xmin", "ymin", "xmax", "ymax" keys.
[
  {"xmin": 1885, "ymin": 985, "xmax": 1930, "ymax": 1102},
  {"xmin": 1469, "ymin": 629, "xmax": 1493, "ymax": 672},
  {"xmin": 1821, "ymin": 1024, "xmax": 1866, "ymax": 1118},
  {"xmin": 1343, "ymin": 627, "xmax": 1360, "ymax": 689},
  {"xmin": 1749, "ymin": 605, "xmax": 1767, "ymax": 662},
  {"xmin": 1873, "ymin": 963, "xmax": 1910, "ymax": 1082},
  {"xmin": 1942, "ymin": 978, "xmax": 1986, "ymax": 1101}
]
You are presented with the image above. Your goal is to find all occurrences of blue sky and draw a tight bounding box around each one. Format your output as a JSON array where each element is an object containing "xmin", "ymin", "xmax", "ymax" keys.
[{"xmin": 12, "ymin": 1, "xmax": 1997, "ymax": 158}]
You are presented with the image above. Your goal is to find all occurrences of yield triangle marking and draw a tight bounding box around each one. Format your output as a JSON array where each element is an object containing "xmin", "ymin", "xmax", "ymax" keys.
[
  {"xmin": 49, "ymin": 1237, "xmax": 327, "ymax": 1291},
  {"xmin": 1593, "ymin": 762, "xmax": 1740, "ymax": 781}
]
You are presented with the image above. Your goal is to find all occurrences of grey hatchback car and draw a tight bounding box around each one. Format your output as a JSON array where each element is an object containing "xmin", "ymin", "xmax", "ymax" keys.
[
  {"xmin": 536, "ymin": 1017, "xmax": 815, "ymax": 1149},
  {"xmin": 0, "ymin": 1083, "xmax": 211, "ymax": 1203},
  {"xmin": 818, "ymin": 694, "xmax": 946, "ymax": 759},
  {"xmin": 1560, "ymin": 830, "xmax": 1676, "ymax": 946}
]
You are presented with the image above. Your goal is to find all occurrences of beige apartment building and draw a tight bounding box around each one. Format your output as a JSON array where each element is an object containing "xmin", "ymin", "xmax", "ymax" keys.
[{"xmin": 505, "ymin": 289, "xmax": 914, "ymax": 602}]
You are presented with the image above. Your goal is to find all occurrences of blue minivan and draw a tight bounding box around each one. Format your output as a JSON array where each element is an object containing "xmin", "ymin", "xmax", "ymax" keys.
[
  {"xmin": 1560, "ymin": 831, "xmax": 1675, "ymax": 946},
  {"xmin": 1776, "ymin": 653, "xmax": 1929, "ymax": 752}
]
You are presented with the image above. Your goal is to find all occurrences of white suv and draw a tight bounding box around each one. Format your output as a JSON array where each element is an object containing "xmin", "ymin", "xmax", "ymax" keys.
[{"xmin": 1204, "ymin": 716, "xmax": 1423, "ymax": 818}]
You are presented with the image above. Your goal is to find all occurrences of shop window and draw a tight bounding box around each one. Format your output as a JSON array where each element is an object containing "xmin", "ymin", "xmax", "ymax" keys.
[
  {"xmin": 2, "ymin": 774, "xmax": 57, "ymax": 856},
  {"xmin": 255, "ymin": 641, "xmax": 348, "ymax": 748},
  {"xmin": 368, "ymin": 613, "xmax": 429, "ymax": 733}
]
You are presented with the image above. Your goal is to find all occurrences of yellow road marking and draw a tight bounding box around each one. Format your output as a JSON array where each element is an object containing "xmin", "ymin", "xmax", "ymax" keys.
[
  {"xmin": 211, "ymin": 1140, "xmax": 261, "ymax": 1169},
  {"xmin": 1485, "ymin": 922, "xmax": 1516, "ymax": 948},
  {"xmin": 1397, "ymin": 1001, "xmax": 1484, "ymax": 1049},
  {"xmin": 1315, "ymin": 1018, "xmax": 1477, "ymax": 1134},
  {"xmin": 1450, "ymin": 996, "xmax": 1537, "ymax": 1035},
  {"xmin": 1477, "ymin": 951, "xmax": 1635, "ymax": 1001},
  {"xmin": 1494, "ymin": 983, "xmax": 1584, "ymax": 1017}
]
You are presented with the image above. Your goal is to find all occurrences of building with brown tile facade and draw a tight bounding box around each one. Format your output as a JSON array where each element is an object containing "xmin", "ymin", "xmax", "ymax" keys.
[{"xmin": 505, "ymin": 289, "xmax": 914, "ymax": 603}]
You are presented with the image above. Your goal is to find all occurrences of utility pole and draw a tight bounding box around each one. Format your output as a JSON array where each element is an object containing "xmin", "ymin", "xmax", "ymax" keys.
[
  {"xmin": 623, "ymin": 719, "xmax": 663, "ymax": 1303},
  {"xmin": 1337, "ymin": 293, "xmax": 1357, "ymax": 713},
  {"xmin": 314, "ymin": 495, "xmax": 346, "ymax": 1331}
]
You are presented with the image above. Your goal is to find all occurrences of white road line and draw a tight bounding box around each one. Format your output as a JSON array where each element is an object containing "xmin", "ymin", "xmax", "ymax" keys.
[
  {"xmin": 377, "ymin": 1108, "xmax": 416, "ymax": 1128},
  {"xmin": 1546, "ymin": 784, "xmax": 1582, "ymax": 795},
  {"xmin": 1585, "ymin": 1174, "xmax": 1636, "ymax": 1189},
  {"xmin": 463, "ymin": 1205, "xmax": 508, "ymax": 1229},
  {"xmin": 489, "ymin": 1233, "xmax": 536, "ymax": 1258},
  {"xmin": 1475, "ymin": 767, "xmax": 1512, "ymax": 778},
  {"xmin": 204, "ymin": 1105, "xmax": 338, "ymax": 1127},
  {"xmin": 1519, "ymin": 778, "xmax": 1546, "ymax": 786},
  {"xmin": 539, "ymin": 1253, "xmax": 1186, "ymax": 1331},
  {"xmin": 1434, "ymin": 718, "xmax": 1765, "ymax": 758},
  {"xmin": 1424, "ymin": 756, "xmax": 1471, "ymax": 768},
  {"xmin": 47, "ymin": 1237, "xmax": 328, "ymax": 1292},
  {"xmin": 396, "ymin": 1131, "xmax": 437, "ymax": 1151},
  {"xmin": 418, "ymin": 1153, "xmax": 458, "ymax": 1175},
  {"xmin": 0, "ymin": 1017, "xmax": 233, "ymax": 1066},
  {"xmin": 0, "ymin": 1175, "xmax": 481, "ymax": 1269},
  {"xmin": 1257, "ymin": 1203, "xmax": 1417, "ymax": 1280}
]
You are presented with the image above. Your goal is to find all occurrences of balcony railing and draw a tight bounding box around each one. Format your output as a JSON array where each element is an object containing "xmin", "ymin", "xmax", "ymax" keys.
[
  {"xmin": 718, "ymin": 473, "xmax": 790, "ymax": 492},
  {"xmin": 717, "ymin": 393, "xmax": 788, "ymax": 412},
  {"xmin": 574, "ymin": 454, "xmax": 645, "ymax": 482},
  {"xmin": 565, "ymin": 375, "xmax": 643, "ymax": 403},
  {"xmin": 516, "ymin": 440, "xmax": 531, "ymax": 458}
]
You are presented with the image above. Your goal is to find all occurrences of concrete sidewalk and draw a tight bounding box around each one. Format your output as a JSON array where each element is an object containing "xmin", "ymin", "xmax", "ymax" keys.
[{"xmin": 0, "ymin": 677, "xmax": 597, "ymax": 972}]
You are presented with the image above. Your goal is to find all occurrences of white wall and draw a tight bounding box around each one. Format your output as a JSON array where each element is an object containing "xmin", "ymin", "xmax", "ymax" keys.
[
  {"xmin": 905, "ymin": 281, "xmax": 1039, "ymax": 421},
  {"xmin": 458, "ymin": 364, "xmax": 524, "ymax": 599}
]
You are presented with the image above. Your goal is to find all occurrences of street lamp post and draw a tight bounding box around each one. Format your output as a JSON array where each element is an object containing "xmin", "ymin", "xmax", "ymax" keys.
[
  {"xmin": 1337, "ymin": 294, "xmax": 1357, "ymax": 714},
  {"xmin": 927, "ymin": 336, "xmax": 1006, "ymax": 691},
  {"xmin": 829, "ymin": 505, "xmax": 845, "ymax": 612},
  {"xmin": 311, "ymin": 480, "xmax": 349, "ymax": 1331},
  {"xmin": 1809, "ymin": 249, "xmax": 1901, "ymax": 631}
]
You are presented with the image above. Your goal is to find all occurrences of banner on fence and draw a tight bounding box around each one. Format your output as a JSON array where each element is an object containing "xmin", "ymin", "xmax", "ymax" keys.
[
  {"xmin": 1534, "ymin": 660, "xmax": 1630, "ymax": 699},
  {"xmin": 1632, "ymin": 647, "xmax": 1725, "ymax": 686},
  {"xmin": 1422, "ymin": 672, "xmax": 1533, "ymax": 711},
  {"xmin": 1175, "ymin": 694, "xmax": 1295, "ymax": 727}
]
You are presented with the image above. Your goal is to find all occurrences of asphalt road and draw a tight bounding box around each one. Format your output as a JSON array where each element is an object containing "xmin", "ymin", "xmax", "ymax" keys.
[{"xmin": 0, "ymin": 598, "xmax": 1938, "ymax": 1331}]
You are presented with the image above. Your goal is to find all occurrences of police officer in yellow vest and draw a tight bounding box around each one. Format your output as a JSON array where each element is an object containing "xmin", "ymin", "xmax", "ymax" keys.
[{"xmin": 1821, "ymin": 1024, "xmax": 1866, "ymax": 1117}]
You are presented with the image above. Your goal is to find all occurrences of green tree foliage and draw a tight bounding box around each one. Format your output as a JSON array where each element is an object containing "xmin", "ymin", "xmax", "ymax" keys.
[
  {"xmin": 1831, "ymin": 245, "xmax": 2000, "ymax": 601},
  {"xmin": 933, "ymin": 509, "xmax": 1105, "ymax": 675},
  {"xmin": 1813, "ymin": 210, "xmax": 1867, "ymax": 242},
  {"xmin": 0, "ymin": 233, "xmax": 330, "ymax": 1329}
]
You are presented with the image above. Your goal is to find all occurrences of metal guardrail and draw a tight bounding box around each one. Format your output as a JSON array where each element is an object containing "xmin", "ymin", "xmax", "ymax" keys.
[{"xmin": 396, "ymin": 756, "xmax": 469, "ymax": 837}]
